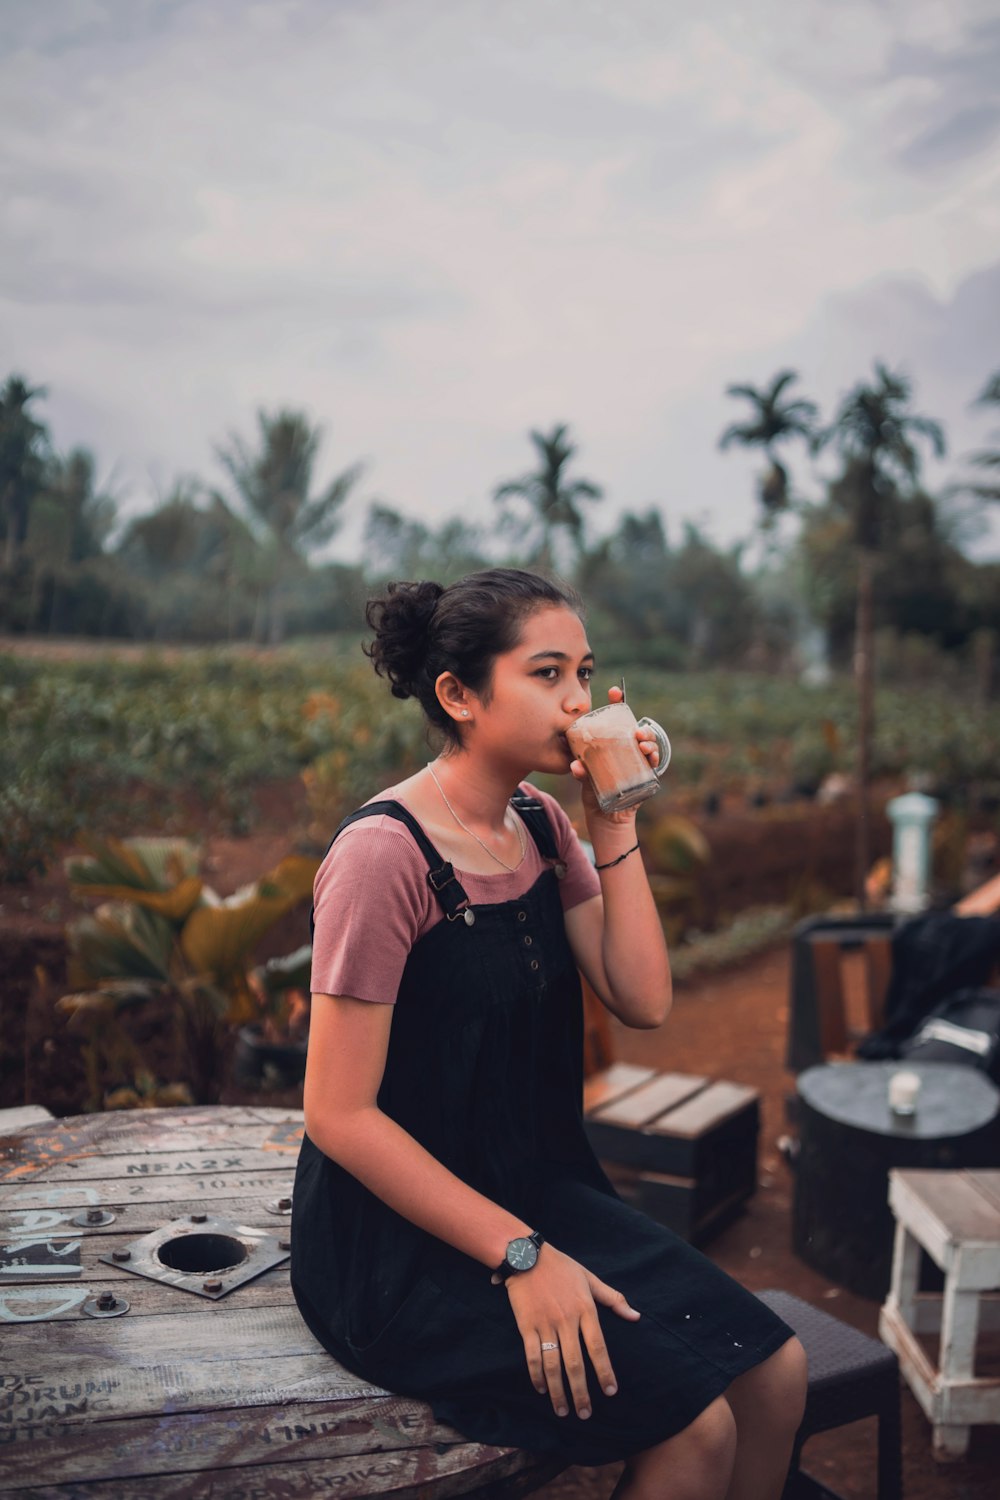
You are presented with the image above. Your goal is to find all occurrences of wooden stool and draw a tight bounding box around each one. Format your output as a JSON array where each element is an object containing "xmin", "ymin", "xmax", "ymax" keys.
[
  {"xmin": 757, "ymin": 1290, "xmax": 901, "ymax": 1500},
  {"xmin": 583, "ymin": 1063, "xmax": 759, "ymax": 1244},
  {"xmin": 880, "ymin": 1167, "xmax": 1000, "ymax": 1459}
]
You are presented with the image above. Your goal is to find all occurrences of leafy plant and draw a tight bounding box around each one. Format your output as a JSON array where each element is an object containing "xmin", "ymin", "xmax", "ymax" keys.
[
  {"xmin": 58, "ymin": 836, "xmax": 318, "ymax": 1107},
  {"xmin": 247, "ymin": 945, "xmax": 312, "ymax": 1044},
  {"xmin": 642, "ymin": 814, "xmax": 712, "ymax": 943}
]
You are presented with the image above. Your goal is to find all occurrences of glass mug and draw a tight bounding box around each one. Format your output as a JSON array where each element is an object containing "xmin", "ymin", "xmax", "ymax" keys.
[{"xmin": 565, "ymin": 701, "xmax": 671, "ymax": 814}]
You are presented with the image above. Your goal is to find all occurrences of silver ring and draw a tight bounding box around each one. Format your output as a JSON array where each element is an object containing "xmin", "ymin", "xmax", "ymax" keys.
[{"xmin": 540, "ymin": 1341, "xmax": 558, "ymax": 1352}]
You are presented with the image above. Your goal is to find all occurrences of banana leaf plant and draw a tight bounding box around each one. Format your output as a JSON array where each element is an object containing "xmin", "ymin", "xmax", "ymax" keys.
[{"xmin": 58, "ymin": 836, "xmax": 318, "ymax": 1107}]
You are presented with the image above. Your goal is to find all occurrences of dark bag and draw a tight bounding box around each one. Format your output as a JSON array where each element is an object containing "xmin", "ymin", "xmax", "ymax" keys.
[
  {"xmin": 857, "ymin": 911, "xmax": 1000, "ymax": 1059},
  {"xmin": 899, "ymin": 987, "xmax": 1000, "ymax": 1082}
]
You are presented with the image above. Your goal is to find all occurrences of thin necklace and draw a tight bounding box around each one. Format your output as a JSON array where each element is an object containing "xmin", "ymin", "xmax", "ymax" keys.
[{"xmin": 427, "ymin": 762, "xmax": 527, "ymax": 873}]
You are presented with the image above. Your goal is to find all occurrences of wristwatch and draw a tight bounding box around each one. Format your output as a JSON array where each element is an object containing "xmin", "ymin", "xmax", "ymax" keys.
[{"xmin": 493, "ymin": 1230, "xmax": 545, "ymax": 1283}]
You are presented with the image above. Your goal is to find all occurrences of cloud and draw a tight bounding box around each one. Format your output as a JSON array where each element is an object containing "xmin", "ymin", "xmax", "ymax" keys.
[
  {"xmin": 0, "ymin": 0, "xmax": 997, "ymax": 559},
  {"xmin": 899, "ymin": 105, "xmax": 1000, "ymax": 170}
]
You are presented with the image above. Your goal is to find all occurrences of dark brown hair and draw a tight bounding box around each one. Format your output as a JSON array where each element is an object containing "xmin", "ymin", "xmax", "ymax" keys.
[{"xmin": 364, "ymin": 567, "xmax": 583, "ymax": 747}]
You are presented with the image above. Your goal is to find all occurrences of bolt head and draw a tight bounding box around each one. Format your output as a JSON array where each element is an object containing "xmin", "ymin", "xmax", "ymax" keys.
[
  {"xmin": 203, "ymin": 1280, "xmax": 222, "ymax": 1294},
  {"xmin": 112, "ymin": 1249, "xmax": 131, "ymax": 1262},
  {"xmin": 277, "ymin": 1196, "xmax": 292, "ymax": 1211},
  {"xmin": 191, "ymin": 1213, "xmax": 208, "ymax": 1223},
  {"xmin": 97, "ymin": 1292, "xmax": 115, "ymax": 1310},
  {"xmin": 86, "ymin": 1208, "xmax": 103, "ymax": 1224},
  {"xmin": 279, "ymin": 1239, "xmax": 291, "ymax": 1251}
]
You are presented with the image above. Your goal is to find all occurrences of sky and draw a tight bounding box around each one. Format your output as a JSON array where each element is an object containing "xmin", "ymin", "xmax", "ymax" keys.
[{"xmin": 2, "ymin": 0, "xmax": 999, "ymax": 561}]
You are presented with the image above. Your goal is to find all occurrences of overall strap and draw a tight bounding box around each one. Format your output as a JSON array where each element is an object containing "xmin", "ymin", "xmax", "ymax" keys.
[
  {"xmin": 510, "ymin": 788, "xmax": 566, "ymax": 875},
  {"xmin": 334, "ymin": 801, "xmax": 473, "ymax": 922}
]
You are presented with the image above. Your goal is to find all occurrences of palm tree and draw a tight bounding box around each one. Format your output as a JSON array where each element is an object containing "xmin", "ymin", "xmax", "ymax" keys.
[
  {"xmin": 718, "ymin": 370, "xmax": 818, "ymax": 525},
  {"xmin": 215, "ymin": 409, "xmax": 363, "ymax": 643},
  {"xmin": 956, "ymin": 369, "xmax": 1000, "ymax": 503},
  {"xmin": 493, "ymin": 424, "xmax": 603, "ymax": 571},
  {"xmin": 817, "ymin": 363, "xmax": 945, "ymax": 906},
  {"xmin": 0, "ymin": 375, "xmax": 49, "ymax": 570},
  {"xmin": 24, "ymin": 448, "xmax": 118, "ymax": 633},
  {"xmin": 37, "ymin": 448, "xmax": 117, "ymax": 562}
]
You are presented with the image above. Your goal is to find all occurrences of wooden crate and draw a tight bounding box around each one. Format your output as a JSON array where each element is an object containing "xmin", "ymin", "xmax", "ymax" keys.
[{"xmin": 583, "ymin": 1063, "xmax": 760, "ymax": 1243}]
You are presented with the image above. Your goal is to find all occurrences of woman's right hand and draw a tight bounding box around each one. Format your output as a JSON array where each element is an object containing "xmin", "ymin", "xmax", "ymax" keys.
[{"xmin": 504, "ymin": 1244, "xmax": 641, "ymax": 1420}]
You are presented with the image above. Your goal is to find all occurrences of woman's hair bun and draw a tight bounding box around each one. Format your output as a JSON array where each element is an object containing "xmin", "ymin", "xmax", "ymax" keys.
[{"xmin": 364, "ymin": 580, "xmax": 444, "ymax": 699}]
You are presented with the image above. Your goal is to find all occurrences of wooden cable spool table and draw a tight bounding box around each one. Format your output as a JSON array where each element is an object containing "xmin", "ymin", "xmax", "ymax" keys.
[{"xmin": 0, "ymin": 1106, "xmax": 562, "ymax": 1499}]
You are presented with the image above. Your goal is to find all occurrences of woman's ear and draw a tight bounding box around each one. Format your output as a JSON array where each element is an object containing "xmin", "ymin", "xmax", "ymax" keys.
[{"xmin": 434, "ymin": 671, "xmax": 473, "ymax": 725}]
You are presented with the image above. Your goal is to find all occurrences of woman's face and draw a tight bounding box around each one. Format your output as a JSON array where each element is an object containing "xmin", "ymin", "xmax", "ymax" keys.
[{"xmin": 465, "ymin": 604, "xmax": 594, "ymax": 775}]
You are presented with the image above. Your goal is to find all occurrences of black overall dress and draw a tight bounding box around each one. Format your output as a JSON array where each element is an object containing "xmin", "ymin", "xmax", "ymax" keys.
[{"xmin": 292, "ymin": 791, "xmax": 793, "ymax": 1465}]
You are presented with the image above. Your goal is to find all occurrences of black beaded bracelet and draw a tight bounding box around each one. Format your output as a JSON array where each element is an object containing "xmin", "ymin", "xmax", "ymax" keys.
[{"xmin": 594, "ymin": 840, "xmax": 640, "ymax": 871}]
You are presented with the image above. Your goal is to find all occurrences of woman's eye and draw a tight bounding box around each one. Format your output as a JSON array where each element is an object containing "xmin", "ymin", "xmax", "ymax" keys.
[
  {"xmin": 579, "ymin": 666, "xmax": 594, "ymax": 682},
  {"xmin": 534, "ymin": 667, "xmax": 560, "ymax": 680}
]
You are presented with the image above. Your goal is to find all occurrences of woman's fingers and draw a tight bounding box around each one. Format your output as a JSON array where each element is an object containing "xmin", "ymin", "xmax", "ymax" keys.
[
  {"xmin": 539, "ymin": 1336, "xmax": 571, "ymax": 1417},
  {"xmin": 636, "ymin": 732, "xmax": 659, "ymax": 766},
  {"xmin": 556, "ymin": 1329, "xmax": 593, "ymax": 1419},
  {"xmin": 522, "ymin": 1333, "xmax": 547, "ymax": 1396},
  {"xmin": 527, "ymin": 1309, "xmax": 628, "ymax": 1419},
  {"xmin": 510, "ymin": 1251, "xmax": 636, "ymax": 1419},
  {"xmin": 580, "ymin": 1306, "xmax": 618, "ymax": 1398},
  {"xmin": 587, "ymin": 1273, "xmax": 641, "ymax": 1321}
]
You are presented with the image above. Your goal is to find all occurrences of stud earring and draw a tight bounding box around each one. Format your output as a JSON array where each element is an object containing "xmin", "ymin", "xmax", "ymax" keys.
[{"xmin": 461, "ymin": 710, "xmax": 469, "ymax": 717}]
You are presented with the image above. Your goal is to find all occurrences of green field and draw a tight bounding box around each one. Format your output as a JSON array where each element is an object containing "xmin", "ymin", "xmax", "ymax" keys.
[{"xmin": 3, "ymin": 638, "xmax": 998, "ymax": 882}]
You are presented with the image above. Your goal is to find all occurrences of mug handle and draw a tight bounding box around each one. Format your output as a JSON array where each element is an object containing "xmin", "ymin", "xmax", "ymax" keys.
[{"xmin": 636, "ymin": 717, "xmax": 671, "ymax": 778}]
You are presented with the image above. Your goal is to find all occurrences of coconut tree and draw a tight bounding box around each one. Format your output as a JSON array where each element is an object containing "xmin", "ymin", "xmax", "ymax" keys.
[
  {"xmin": 956, "ymin": 369, "xmax": 1000, "ymax": 503},
  {"xmin": 0, "ymin": 375, "xmax": 49, "ymax": 570},
  {"xmin": 816, "ymin": 363, "xmax": 945, "ymax": 905},
  {"xmin": 24, "ymin": 447, "xmax": 118, "ymax": 633},
  {"xmin": 215, "ymin": 409, "xmax": 363, "ymax": 643},
  {"xmin": 493, "ymin": 424, "xmax": 603, "ymax": 571},
  {"xmin": 718, "ymin": 369, "xmax": 819, "ymax": 526}
]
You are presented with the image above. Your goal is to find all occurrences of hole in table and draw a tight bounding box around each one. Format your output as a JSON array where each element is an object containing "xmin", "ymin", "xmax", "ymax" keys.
[{"xmin": 156, "ymin": 1233, "xmax": 248, "ymax": 1274}]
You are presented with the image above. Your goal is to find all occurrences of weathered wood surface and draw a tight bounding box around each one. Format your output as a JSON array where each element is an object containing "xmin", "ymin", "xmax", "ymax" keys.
[
  {"xmin": 0, "ymin": 1106, "xmax": 54, "ymax": 1133},
  {"xmin": 0, "ymin": 1107, "xmax": 559, "ymax": 1498}
]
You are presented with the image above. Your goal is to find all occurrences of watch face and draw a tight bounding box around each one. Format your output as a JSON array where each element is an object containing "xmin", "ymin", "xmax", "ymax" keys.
[{"xmin": 506, "ymin": 1236, "xmax": 538, "ymax": 1272}]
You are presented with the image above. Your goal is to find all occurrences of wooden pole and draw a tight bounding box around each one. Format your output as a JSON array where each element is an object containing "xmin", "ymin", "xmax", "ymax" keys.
[{"xmin": 855, "ymin": 548, "xmax": 874, "ymax": 910}]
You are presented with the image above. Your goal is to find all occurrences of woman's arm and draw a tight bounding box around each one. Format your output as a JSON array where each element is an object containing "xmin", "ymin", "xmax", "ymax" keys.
[
  {"xmin": 563, "ymin": 726, "xmax": 672, "ymax": 1031},
  {"xmin": 304, "ymin": 990, "xmax": 533, "ymax": 1269}
]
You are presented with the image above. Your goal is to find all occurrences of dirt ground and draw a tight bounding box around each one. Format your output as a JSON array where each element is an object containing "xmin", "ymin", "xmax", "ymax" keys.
[{"xmin": 536, "ymin": 945, "xmax": 1000, "ymax": 1500}]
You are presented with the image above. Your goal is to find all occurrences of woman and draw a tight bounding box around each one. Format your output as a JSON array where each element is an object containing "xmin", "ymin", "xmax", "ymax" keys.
[{"xmin": 292, "ymin": 568, "xmax": 806, "ymax": 1500}]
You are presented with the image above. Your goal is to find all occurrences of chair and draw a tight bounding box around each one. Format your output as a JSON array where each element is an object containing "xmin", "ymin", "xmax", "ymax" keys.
[
  {"xmin": 785, "ymin": 912, "xmax": 895, "ymax": 1074},
  {"xmin": 757, "ymin": 1289, "xmax": 902, "ymax": 1500},
  {"xmin": 786, "ymin": 875, "xmax": 1000, "ymax": 1075}
]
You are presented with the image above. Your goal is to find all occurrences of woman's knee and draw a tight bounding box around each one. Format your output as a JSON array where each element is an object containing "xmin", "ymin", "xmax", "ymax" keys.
[
  {"xmin": 627, "ymin": 1396, "xmax": 737, "ymax": 1499},
  {"xmin": 778, "ymin": 1336, "xmax": 809, "ymax": 1425},
  {"xmin": 687, "ymin": 1394, "xmax": 739, "ymax": 1469},
  {"xmin": 758, "ymin": 1337, "xmax": 809, "ymax": 1433}
]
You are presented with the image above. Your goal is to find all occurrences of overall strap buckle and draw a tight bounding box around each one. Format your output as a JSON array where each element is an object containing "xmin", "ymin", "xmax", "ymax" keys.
[{"xmin": 427, "ymin": 864, "xmax": 476, "ymax": 925}]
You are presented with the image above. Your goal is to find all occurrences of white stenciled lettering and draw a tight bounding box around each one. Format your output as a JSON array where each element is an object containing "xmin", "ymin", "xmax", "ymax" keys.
[
  {"xmin": 4, "ymin": 1186, "xmax": 99, "ymax": 1210},
  {"xmin": 0, "ymin": 1286, "xmax": 90, "ymax": 1322}
]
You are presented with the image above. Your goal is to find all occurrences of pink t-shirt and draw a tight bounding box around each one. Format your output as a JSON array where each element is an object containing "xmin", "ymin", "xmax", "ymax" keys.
[{"xmin": 310, "ymin": 784, "xmax": 601, "ymax": 1004}]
